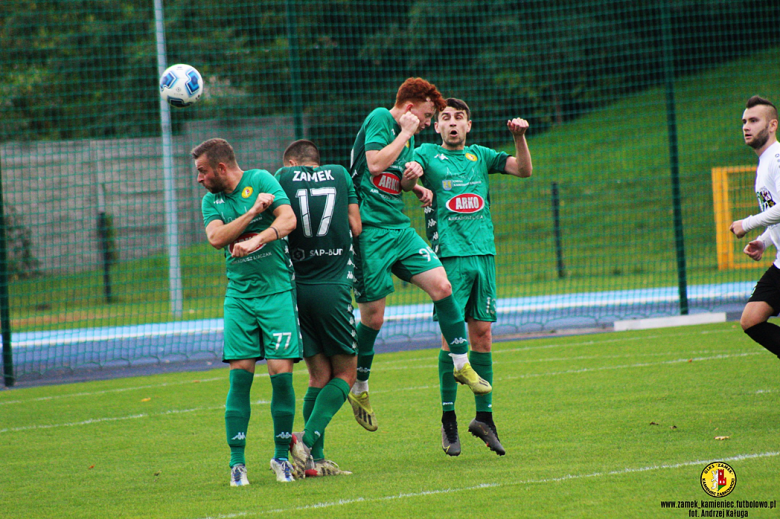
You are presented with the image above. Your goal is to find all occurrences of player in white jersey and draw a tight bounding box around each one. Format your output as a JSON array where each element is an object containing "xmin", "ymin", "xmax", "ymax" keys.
[{"xmin": 729, "ymin": 95, "xmax": 780, "ymax": 359}]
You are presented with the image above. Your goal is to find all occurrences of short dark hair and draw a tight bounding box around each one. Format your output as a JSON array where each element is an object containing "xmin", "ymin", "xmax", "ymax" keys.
[
  {"xmin": 190, "ymin": 138, "xmax": 236, "ymax": 168},
  {"xmin": 746, "ymin": 95, "xmax": 778, "ymax": 120},
  {"xmin": 437, "ymin": 98, "xmax": 471, "ymax": 120},
  {"xmin": 283, "ymin": 139, "xmax": 320, "ymax": 165}
]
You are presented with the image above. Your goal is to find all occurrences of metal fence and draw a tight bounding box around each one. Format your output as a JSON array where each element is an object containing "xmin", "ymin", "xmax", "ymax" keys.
[{"xmin": 2, "ymin": 0, "xmax": 778, "ymax": 383}]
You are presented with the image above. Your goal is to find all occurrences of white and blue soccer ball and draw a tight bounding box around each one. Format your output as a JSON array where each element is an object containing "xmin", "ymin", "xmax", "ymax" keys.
[{"xmin": 159, "ymin": 64, "xmax": 203, "ymax": 108}]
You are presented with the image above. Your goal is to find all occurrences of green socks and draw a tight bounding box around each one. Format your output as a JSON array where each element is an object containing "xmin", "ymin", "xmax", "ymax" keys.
[
  {"xmin": 433, "ymin": 295, "xmax": 469, "ymax": 354},
  {"xmin": 438, "ymin": 349, "xmax": 458, "ymax": 412},
  {"xmin": 470, "ymin": 351, "xmax": 494, "ymax": 413},
  {"xmin": 225, "ymin": 369, "xmax": 254, "ymax": 467},
  {"xmin": 439, "ymin": 350, "xmax": 495, "ymax": 415},
  {"xmin": 302, "ymin": 378, "xmax": 349, "ymax": 456},
  {"xmin": 356, "ymin": 323, "xmax": 380, "ymax": 382},
  {"xmin": 270, "ymin": 372, "xmax": 296, "ymax": 460},
  {"xmin": 303, "ymin": 387, "xmax": 325, "ymax": 460}
]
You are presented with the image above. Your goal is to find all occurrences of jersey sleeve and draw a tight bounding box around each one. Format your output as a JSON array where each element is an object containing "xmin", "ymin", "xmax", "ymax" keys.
[
  {"xmin": 413, "ymin": 144, "xmax": 431, "ymax": 169},
  {"xmin": 256, "ymin": 170, "xmax": 290, "ymax": 211},
  {"xmin": 201, "ymin": 194, "xmax": 222, "ymax": 227},
  {"xmin": 364, "ymin": 109, "xmax": 395, "ymax": 152},
  {"xmin": 477, "ymin": 145, "xmax": 510, "ymax": 174}
]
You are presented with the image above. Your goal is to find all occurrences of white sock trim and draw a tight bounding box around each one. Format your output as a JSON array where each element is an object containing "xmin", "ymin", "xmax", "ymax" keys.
[
  {"xmin": 449, "ymin": 353, "xmax": 468, "ymax": 371},
  {"xmin": 351, "ymin": 380, "xmax": 368, "ymax": 395}
]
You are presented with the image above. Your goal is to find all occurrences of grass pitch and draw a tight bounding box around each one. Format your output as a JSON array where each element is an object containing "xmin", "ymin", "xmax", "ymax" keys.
[{"xmin": 1, "ymin": 322, "xmax": 778, "ymax": 518}]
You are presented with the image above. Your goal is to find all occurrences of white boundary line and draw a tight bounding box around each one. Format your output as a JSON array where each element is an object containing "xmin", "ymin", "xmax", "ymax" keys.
[{"xmin": 191, "ymin": 451, "xmax": 780, "ymax": 519}]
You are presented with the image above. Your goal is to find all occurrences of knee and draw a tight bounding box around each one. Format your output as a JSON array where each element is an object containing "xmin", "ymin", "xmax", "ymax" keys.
[
  {"xmin": 472, "ymin": 333, "xmax": 492, "ymax": 352},
  {"xmin": 362, "ymin": 312, "xmax": 384, "ymax": 330},
  {"xmin": 470, "ymin": 325, "xmax": 493, "ymax": 352},
  {"xmin": 308, "ymin": 371, "xmax": 330, "ymax": 388},
  {"xmin": 431, "ymin": 278, "xmax": 452, "ymax": 301},
  {"xmin": 340, "ymin": 371, "xmax": 357, "ymax": 388},
  {"xmin": 741, "ymin": 313, "xmax": 766, "ymax": 331}
]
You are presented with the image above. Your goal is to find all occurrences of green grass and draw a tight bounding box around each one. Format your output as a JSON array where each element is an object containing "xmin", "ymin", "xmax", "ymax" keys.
[{"xmin": 2, "ymin": 323, "xmax": 778, "ymax": 518}]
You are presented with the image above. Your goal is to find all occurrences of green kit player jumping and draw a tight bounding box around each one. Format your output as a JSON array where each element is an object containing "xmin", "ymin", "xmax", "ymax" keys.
[
  {"xmin": 348, "ymin": 78, "xmax": 492, "ymax": 433},
  {"xmin": 413, "ymin": 98, "xmax": 533, "ymax": 456}
]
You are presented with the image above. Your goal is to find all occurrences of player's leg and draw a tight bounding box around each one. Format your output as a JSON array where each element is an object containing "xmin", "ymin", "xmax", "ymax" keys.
[
  {"xmin": 463, "ymin": 255, "xmax": 504, "ymax": 454},
  {"xmin": 467, "ymin": 319, "xmax": 505, "ymax": 455},
  {"xmin": 348, "ymin": 298, "xmax": 383, "ymax": 431},
  {"xmin": 410, "ymin": 265, "xmax": 491, "ymax": 395},
  {"xmin": 304, "ymin": 353, "xmax": 355, "ymax": 447},
  {"xmin": 349, "ymin": 228, "xmax": 398, "ymax": 430},
  {"xmin": 434, "ymin": 257, "xmax": 470, "ymax": 456},
  {"xmin": 222, "ymin": 296, "xmax": 261, "ymax": 487},
  {"xmin": 298, "ymin": 353, "xmax": 357, "ymax": 477},
  {"xmin": 291, "ymin": 282, "xmax": 358, "ymax": 476},
  {"xmin": 741, "ymin": 266, "xmax": 780, "ymax": 358},
  {"xmin": 259, "ymin": 290, "xmax": 302, "ymax": 482},
  {"xmin": 302, "ymin": 353, "xmax": 330, "ymax": 460},
  {"xmin": 225, "ymin": 359, "xmax": 255, "ymax": 486},
  {"xmin": 355, "ymin": 298, "xmax": 384, "ymax": 388}
]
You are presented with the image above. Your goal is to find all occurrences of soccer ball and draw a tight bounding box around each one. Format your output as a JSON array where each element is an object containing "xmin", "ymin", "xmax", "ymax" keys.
[{"xmin": 159, "ymin": 64, "xmax": 203, "ymax": 108}]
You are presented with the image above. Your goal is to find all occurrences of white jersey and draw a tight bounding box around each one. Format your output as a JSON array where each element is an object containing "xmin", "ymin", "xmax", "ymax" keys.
[{"xmin": 742, "ymin": 140, "xmax": 780, "ymax": 267}]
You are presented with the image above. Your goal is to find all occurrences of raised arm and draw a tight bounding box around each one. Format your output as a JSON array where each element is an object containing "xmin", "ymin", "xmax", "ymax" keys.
[{"xmin": 503, "ymin": 118, "xmax": 533, "ymax": 178}]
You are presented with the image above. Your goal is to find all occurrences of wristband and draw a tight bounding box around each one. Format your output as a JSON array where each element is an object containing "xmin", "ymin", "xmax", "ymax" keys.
[{"xmin": 270, "ymin": 226, "xmax": 280, "ymax": 240}]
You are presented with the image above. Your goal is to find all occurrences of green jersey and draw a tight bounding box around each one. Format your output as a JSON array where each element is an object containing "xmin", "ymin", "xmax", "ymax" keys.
[
  {"xmin": 201, "ymin": 169, "xmax": 293, "ymax": 298},
  {"xmin": 414, "ymin": 143, "xmax": 510, "ymax": 258},
  {"xmin": 275, "ymin": 164, "xmax": 357, "ymax": 286},
  {"xmin": 349, "ymin": 107, "xmax": 414, "ymax": 229}
]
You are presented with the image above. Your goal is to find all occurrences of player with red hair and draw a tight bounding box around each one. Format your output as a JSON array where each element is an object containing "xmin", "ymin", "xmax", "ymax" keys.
[{"xmin": 347, "ymin": 78, "xmax": 492, "ymax": 433}]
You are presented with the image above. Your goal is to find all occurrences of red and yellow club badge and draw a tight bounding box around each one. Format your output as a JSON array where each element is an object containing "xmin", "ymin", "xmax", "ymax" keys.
[
  {"xmin": 241, "ymin": 186, "xmax": 253, "ymax": 198},
  {"xmin": 700, "ymin": 462, "xmax": 736, "ymax": 498},
  {"xmin": 465, "ymin": 153, "xmax": 478, "ymax": 161}
]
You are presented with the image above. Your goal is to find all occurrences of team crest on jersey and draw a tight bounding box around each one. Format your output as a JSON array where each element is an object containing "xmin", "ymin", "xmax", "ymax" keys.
[
  {"xmin": 465, "ymin": 153, "xmax": 478, "ymax": 162},
  {"xmin": 228, "ymin": 232, "xmax": 266, "ymax": 255},
  {"xmin": 446, "ymin": 193, "xmax": 484, "ymax": 213},
  {"xmin": 241, "ymin": 186, "xmax": 253, "ymax": 198},
  {"xmin": 372, "ymin": 173, "xmax": 401, "ymax": 195},
  {"xmin": 442, "ymin": 180, "xmax": 452, "ymax": 191}
]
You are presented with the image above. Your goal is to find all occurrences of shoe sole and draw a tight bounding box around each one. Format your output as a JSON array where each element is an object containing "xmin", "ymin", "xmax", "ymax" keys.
[
  {"xmin": 468, "ymin": 421, "xmax": 506, "ymax": 456},
  {"xmin": 348, "ymin": 394, "xmax": 378, "ymax": 431}
]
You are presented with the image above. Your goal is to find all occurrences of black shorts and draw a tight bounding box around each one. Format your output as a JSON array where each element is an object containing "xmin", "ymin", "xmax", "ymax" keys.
[{"xmin": 747, "ymin": 264, "xmax": 780, "ymax": 315}]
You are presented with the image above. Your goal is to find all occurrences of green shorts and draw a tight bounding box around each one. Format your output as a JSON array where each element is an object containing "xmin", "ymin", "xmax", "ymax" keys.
[
  {"xmin": 353, "ymin": 226, "xmax": 442, "ymax": 303},
  {"xmin": 439, "ymin": 255, "xmax": 497, "ymax": 322},
  {"xmin": 222, "ymin": 289, "xmax": 303, "ymax": 362},
  {"xmin": 296, "ymin": 282, "xmax": 358, "ymax": 358}
]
